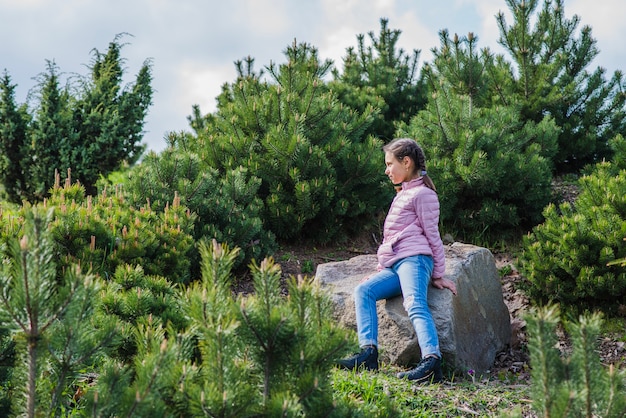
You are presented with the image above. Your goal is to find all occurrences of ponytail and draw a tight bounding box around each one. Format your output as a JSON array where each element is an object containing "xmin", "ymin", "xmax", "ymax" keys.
[{"xmin": 420, "ymin": 170, "xmax": 437, "ymax": 192}]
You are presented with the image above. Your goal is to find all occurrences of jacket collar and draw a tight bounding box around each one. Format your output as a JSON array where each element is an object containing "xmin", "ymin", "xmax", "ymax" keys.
[{"xmin": 401, "ymin": 176, "xmax": 423, "ymax": 190}]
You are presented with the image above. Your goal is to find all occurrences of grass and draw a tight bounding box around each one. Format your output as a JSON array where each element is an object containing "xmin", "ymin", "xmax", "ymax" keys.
[
  {"xmin": 301, "ymin": 259, "xmax": 315, "ymax": 274},
  {"xmin": 332, "ymin": 364, "xmax": 533, "ymax": 417}
]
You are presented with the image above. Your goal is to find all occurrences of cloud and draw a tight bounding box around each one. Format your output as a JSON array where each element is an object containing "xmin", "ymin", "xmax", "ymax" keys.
[
  {"xmin": 172, "ymin": 60, "xmax": 233, "ymax": 117},
  {"xmin": 462, "ymin": 0, "xmax": 625, "ymax": 74},
  {"xmin": 314, "ymin": 0, "xmax": 441, "ymax": 68},
  {"xmin": 568, "ymin": 0, "xmax": 625, "ymax": 73},
  {"xmin": 1, "ymin": 0, "xmax": 623, "ymax": 153},
  {"xmin": 240, "ymin": 0, "xmax": 291, "ymax": 36}
]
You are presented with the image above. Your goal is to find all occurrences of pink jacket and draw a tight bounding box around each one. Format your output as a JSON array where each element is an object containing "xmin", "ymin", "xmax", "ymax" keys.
[{"xmin": 376, "ymin": 177, "xmax": 445, "ymax": 278}]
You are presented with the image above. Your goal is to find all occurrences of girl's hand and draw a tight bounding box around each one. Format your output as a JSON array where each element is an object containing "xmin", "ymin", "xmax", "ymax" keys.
[{"xmin": 431, "ymin": 277, "xmax": 457, "ymax": 296}]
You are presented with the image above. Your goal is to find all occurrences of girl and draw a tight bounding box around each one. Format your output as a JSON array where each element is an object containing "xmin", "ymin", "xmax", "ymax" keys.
[{"xmin": 336, "ymin": 138, "xmax": 457, "ymax": 383}]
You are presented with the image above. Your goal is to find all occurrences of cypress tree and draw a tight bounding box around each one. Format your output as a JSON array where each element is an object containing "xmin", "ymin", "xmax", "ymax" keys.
[
  {"xmin": 0, "ymin": 72, "xmax": 30, "ymax": 203},
  {"xmin": 0, "ymin": 35, "xmax": 153, "ymax": 202},
  {"xmin": 28, "ymin": 61, "xmax": 76, "ymax": 202},
  {"xmin": 70, "ymin": 35, "xmax": 152, "ymax": 194}
]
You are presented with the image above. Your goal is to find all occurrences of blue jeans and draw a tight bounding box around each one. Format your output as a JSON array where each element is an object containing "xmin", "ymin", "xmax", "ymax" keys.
[{"xmin": 354, "ymin": 255, "xmax": 441, "ymax": 358}]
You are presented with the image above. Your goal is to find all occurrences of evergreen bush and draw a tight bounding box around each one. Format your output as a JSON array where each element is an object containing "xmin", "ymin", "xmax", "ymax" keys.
[
  {"xmin": 519, "ymin": 137, "xmax": 626, "ymax": 316},
  {"xmin": 98, "ymin": 264, "xmax": 188, "ymax": 363},
  {"xmin": 111, "ymin": 141, "xmax": 276, "ymax": 271},
  {"xmin": 511, "ymin": 305, "xmax": 626, "ymax": 417},
  {"xmin": 494, "ymin": 0, "xmax": 626, "ymax": 174},
  {"xmin": 168, "ymin": 240, "xmax": 353, "ymax": 416},
  {"xmin": 330, "ymin": 18, "xmax": 427, "ymax": 142},
  {"xmin": 395, "ymin": 28, "xmax": 561, "ymax": 242},
  {"xmin": 46, "ymin": 172, "xmax": 195, "ymax": 284},
  {"xmin": 85, "ymin": 240, "xmax": 354, "ymax": 416},
  {"xmin": 0, "ymin": 215, "xmax": 355, "ymax": 415},
  {"xmin": 186, "ymin": 41, "xmax": 392, "ymax": 243},
  {"xmin": 0, "ymin": 36, "xmax": 152, "ymax": 202},
  {"xmin": 398, "ymin": 79, "xmax": 558, "ymax": 242},
  {"xmin": 0, "ymin": 208, "xmax": 117, "ymax": 417}
]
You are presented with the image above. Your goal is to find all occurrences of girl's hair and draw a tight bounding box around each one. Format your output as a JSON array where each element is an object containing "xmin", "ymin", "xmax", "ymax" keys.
[{"xmin": 382, "ymin": 138, "xmax": 437, "ymax": 192}]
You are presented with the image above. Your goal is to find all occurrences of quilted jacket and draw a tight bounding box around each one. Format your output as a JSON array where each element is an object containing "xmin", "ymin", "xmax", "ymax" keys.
[{"xmin": 376, "ymin": 177, "xmax": 445, "ymax": 278}]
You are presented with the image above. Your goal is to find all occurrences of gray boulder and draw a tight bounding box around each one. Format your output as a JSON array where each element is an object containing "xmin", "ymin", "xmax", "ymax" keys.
[{"xmin": 315, "ymin": 242, "xmax": 511, "ymax": 373}]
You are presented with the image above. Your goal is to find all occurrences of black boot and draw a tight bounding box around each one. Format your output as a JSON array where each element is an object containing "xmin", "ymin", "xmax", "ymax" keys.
[
  {"xmin": 336, "ymin": 345, "xmax": 378, "ymax": 371},
  {"xmin": 396, "ymin": 356, "xmax": 443, "ymax": 384}
]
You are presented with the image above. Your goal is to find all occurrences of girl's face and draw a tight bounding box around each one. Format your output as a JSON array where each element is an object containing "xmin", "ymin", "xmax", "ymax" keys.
[{"xmin": 384, "ymin": 151, "xmax": 411, "ymax": 184}]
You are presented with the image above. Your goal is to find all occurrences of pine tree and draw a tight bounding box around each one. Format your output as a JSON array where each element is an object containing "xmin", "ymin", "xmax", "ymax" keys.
[
  {"xmin": 0, "ymin": 325, "xmax": 14, "ymax": 413},
  {"xmin": 45, "ymin": 173, "xmax": 196, "ymax": 284},
  {"xmin": 495, "ymin": 0, "xmax": 626, "ymax": 173},
  {"xmin": 0, "ymin": 207, "xmax": 116, "ymax": 417},
  {"xmin": 237, "ymin": 252, "xmax": 351, "ymax": 415},
  {"xmin": 330, "ymin": 18, "xmax": 427, "ymax": 142},
  {"xmin": 519, "ymin": 177, "xmax": 626, "ymax": 315},
  {"xmin": 98, "ymin": 264, "xmax": 188, "ymax": 363},
  {"xmin": 524, "ymin": 305, "xmax": 570, "ymax": 416},
  {"xmin": 398, "ymin": 30, "xmax": 559, "ymax": 240},
  {"xmin": 0, "ymin": 230, "xmax": 354, "ymax": 415},
  {"xmin": 172, "ymin": 240, "xmax": 259, "ymax": 417},
  {"xmin": 520, "ymin": 305, "xmax": 626, "ymax": 417},
  {"xmin": 519, "ymin": 135, "xmax": 626, "ymax": 315},
  {"xmin": 85, "ymin": 319, "xmax": 184, "ymax": 417},
  {"xmin": 427, "ymin": 30, "xmax": 493, "ymax": 109},
  {"xmin": 174, "ymin": 240, "xmax": 352, "ymax": 417},
  {"xmin": 187, "ymin": 41, "xmax": 390, "ymax": 242}
]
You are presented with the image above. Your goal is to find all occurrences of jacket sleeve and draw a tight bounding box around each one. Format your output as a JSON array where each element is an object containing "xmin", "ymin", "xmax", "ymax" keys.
[{"xmin": 415, "ymin": 190, "xmax": 446, "ymax": 278}]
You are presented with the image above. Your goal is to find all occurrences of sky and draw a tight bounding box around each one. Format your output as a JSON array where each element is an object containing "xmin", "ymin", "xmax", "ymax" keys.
[{"xmin": 1, "ymin": 0, "xmax": 624, "ymax": 153}]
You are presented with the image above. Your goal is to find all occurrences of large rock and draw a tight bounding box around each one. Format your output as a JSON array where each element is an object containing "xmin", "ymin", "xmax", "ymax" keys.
[{"xmin": 315, "ymin": 242, "xmax": 511, "ymax": 373}]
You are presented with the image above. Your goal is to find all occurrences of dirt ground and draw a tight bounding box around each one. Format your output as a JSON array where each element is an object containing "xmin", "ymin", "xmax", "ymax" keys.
[{"xmin": 267, "ymin": 233, "xmax": 626, "ymax": 382}]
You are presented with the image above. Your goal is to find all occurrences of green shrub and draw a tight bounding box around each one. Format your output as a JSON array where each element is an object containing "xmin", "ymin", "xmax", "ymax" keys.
[
  {"xmin": 0, "ymin": 37, "xmax": 152, "ymax": 203},
  {"xmin": 329, "ymin": 18, "xmax": 427, "ymax": 142},
  {"xmin": 85, "ymin": 240, "xmax": 354, "ymax": 416},
  {"xmin": 518, "ymin": 143, "xmax": 626, "ymax": 316},
  {"xmin": 0, "ymin": 208, "xmax": 117, "ymax": 417},
  {"xmin": 515, "ymin": 305, "xmax": 626, "ymax": 417},
  {"xmin": 186, "ymin": 42, "xmax": 392, "ymax": 243},
  {"xmin": 111, "ymin": 142, "xmax": 277, "ymax": 271},
  {"xmin": 399, "ymin": 92, "xmax": 558, "ymax": 242},
  {"xmin": 394, "ymin": 27, "xmax": 561, "ymax": 243},
  {"xmin": 1, "ymin": 211, "xmax": 354, "ymax": 416},
  {"xmin": 99, "ymin": 263, "xmax": 188, "ymax": 362},
  {"xmin": 46, "ymin": 177, "xmax": 196, "ymax": 283},
  {"xmin": 0, "ymin": 173, "xmax": 195, "ymax": 283}
]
